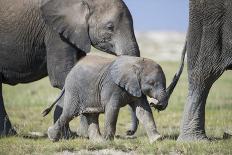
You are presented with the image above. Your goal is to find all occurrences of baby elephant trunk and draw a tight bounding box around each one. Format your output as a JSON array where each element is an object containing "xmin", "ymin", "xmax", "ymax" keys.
[
  {"xmin": 151, "ymin": 42, "xmax": 187, "ymax": 111},
  {"xmin": 149, "ymin": 91, "xmax": 168, "ymax": 111}
]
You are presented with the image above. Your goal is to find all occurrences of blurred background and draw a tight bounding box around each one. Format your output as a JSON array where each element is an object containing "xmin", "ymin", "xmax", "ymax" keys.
[{"xmin": 123, "ymin": 0, "xmax": 189, "ymax": 61}]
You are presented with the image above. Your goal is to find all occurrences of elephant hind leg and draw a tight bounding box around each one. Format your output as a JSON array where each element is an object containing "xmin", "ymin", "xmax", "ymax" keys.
[
  {"xmin": 84, "ymin": 113, "xmax": 102, "ymax": 141},
  {"xmin": 0, "ymin": 75, "xmax": 16, "ymax": 136},
  {"xmin": 178, "ymin": 70, "xmax": 224, "ymax": 141},
  {"xmin": 52, "ymin": 95, "xmax": 76, "ymax": 139},
  {"xmin": 76, "ymin": 114, "xmax": 89, "ymax": 138},
  {"xmin": 48, "ymin": 112, "xmax": 74, "ymax": 142}
]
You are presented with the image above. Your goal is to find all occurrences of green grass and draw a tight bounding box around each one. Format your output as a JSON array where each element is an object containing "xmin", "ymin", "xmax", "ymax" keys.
[{"xmin": 0, "ymin": 61, "xmax": 232, "ymax": 155}]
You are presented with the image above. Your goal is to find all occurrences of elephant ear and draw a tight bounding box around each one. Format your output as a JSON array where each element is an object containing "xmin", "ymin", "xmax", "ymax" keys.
[
  {"xmin": 41, "ymin": 0, "xmax": 91, "ymax": 53},
  {"xmin": 110, "ymin": 56, "xmax": 142, "ymax": 97}
]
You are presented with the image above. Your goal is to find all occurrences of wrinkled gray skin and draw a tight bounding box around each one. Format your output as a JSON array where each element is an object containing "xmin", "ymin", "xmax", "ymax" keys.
[
  {"xmin": 0, "ymin": 0, "xmax": 139, "ymax": 136},
  {"xmin": 44, "ymin": 55, "xmax": 167, "ymax": 143},
  {"xmin": 178, "ymin": 0, "xmax": 232, "ymax": 141}
]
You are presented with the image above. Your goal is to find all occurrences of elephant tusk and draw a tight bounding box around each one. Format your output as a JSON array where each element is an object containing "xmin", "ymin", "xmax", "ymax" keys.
[{"xmin": 148, "ymin": 97, "xmax": 159, "ymax": 107}]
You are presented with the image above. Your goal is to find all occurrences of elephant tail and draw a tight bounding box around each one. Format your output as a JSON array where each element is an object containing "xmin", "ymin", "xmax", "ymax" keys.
[
  {"xmin": 166, "ymin": 41, "xmax": 187, "ymax": 101},
  {"xmin": 42, "ymin": 87, "xmax": 65, "ymax": 117}
]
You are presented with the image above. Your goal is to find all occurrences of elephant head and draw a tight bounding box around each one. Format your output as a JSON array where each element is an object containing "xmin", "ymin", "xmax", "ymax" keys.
[
  {"xmin": 109, "ymin": 56, "xmax": 166, "ymax": 109},
  {"xmin": 41, "ymin": 0, "xmax": 140, "ymax": 56},
  {"xmin": 110, "ymin": 55, "xmax": 185, "ymax": 111}
]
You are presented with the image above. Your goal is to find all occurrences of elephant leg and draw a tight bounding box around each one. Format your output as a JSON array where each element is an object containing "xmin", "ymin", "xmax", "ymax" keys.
[
  {"xmin": 48, "ymin": 111, "xmax": 74, "ymax": 142},
  {"xmin": 0, "ymin": 75, "xmax": 16, "ymax": 136},
  {"xmin": 85, "ymin": 113, "xmax": 102, "ymax": 141},
  {"xmin": 45, "ymin": 31, "xmax": 85, "ymax": 138},
  {"xmin": 126, "ymin": 105, "xmax": 139, "ymax": 136},
  {"xmin": 130, "ymin": 99, "xmax": 161, "ymax": 144},
  {"xmin": 76, "ymin": 114, "xmax": 89, "ymax": 138},
  {"xmin": 178, "ymin": 71, "xmax": 223, "ymax": 141},
  {"xmin": 53, "ymin": 94, "xmax": 76, "ymax": 139},
  {"xmin": 104, "ymin": 103, "xmax": 120, "ymax": 140}
]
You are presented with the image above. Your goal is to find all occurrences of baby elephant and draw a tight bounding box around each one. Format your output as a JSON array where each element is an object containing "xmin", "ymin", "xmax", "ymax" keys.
[{"xmin": 43, "ymin": 55, "xmax": 167, "ymax": 143}]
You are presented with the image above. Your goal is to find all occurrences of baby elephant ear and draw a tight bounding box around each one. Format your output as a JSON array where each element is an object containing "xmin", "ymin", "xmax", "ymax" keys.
[
  {"xmin": 41, "ymin": 0, "xmax": 91, "ymax": 53},
  {"xmin": 110, "ymin": 56, "xmax": 142, "ymax": 97}
]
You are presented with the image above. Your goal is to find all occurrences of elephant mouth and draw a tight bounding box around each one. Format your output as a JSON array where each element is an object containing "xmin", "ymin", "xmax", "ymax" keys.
[
  {"xmin": 94, "ymin": 42, "xmax": 116, "ymax": 55},
  {"xmin": 148, "ymin": 97, "xmax": 166, "ymax": 111}
]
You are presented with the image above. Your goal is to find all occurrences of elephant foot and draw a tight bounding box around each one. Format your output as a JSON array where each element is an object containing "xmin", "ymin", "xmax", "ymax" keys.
[
  {"xmin": 0, "ymin": 116, "xmax": 17, "ymax": 137},
  {"xmin": 149, "ymin": 133, "xmax": 162, "ymax": 144},
  {"xmin": 177, "ymin": 133, "xmax": 209, "ymax": 142},
  {"xmin": 47, "ymin": 126, "xmax": 61, "ymax": 142},
  {"xmin": 0, "ymin": 128, "xmax": 17, "ymax": 137},
  {"xmin": 103, "ymin": 133, "xmax": 114, "ymax": 141},
  {"xmin": 126, "ymin": 130, "xmax": 136, "ymax": 136},
  {"xmin": 61, "ymin": 126, "xmax": 78, "ymax": 139},
  {"xmin": 223, "ymin": 131, "xmax": 232, "ymax": 140},
  {"xmin": 76, "ymin": 129, "xmax": 89, "ymax": 138}
]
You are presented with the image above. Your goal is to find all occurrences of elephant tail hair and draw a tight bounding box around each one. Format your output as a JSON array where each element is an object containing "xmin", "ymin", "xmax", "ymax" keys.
[{"xmin": 42, "ymin": 87, "xmax": 65, "ymax": 117}]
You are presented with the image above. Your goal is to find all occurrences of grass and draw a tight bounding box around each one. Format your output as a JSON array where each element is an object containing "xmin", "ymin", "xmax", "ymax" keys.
[{"xmin": 0, "ymin": 60, "xmax": 231, "ymax": 155}]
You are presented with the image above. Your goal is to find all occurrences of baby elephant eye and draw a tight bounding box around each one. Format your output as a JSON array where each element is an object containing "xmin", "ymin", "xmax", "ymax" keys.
[
  {"xmin": 106, "ymin": 22, "xmax": 114, "ymax": 31},
  {"xmin": 148, "ymin": 80, "xmax": 155, "ymax": 85}
]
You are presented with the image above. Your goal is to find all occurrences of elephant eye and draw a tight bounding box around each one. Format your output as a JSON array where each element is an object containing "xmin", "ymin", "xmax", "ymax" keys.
[
  {"xmin": 106, "ymin": 22, "xmax": 114, "ymax": 32},
  {"xmin": 148, "ymin": 80, "xmax": 155, "ymax": 85}
]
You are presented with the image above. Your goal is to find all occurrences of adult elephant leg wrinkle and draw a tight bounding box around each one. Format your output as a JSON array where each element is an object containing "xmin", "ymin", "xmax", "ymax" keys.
[
  {"xmin": 0, "ymin": 75, "xmax": 16, "ymax": 136},
  {"xmin": 178, "ymin": 67, "xmax": 224, "ymax": 141}
]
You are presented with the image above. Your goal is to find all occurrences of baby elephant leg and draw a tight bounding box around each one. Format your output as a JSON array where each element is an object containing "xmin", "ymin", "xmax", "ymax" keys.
[
  {"xmin": 76, "ymin": 114, "xmax": 89, "ymax": 138},
  {"xmin": 130, "ymin": 99, "xmax": 161, "ymax": 143},
  {"xmin": 126, "ymin": 105, "xmax": 139, "ymax": 136},
  {"xmin": 48, "ymin": 112, "xmax": 74, "ymax": 142},
  {"xmin": 104, "ymin": 103, "xmax": 120, "ymax": 140},
  {"xmin": 85, "ymin": 113, "xmax": 102, "ymax": 141}
]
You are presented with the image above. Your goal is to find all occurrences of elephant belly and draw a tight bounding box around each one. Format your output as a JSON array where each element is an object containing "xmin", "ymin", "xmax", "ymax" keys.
[
  {"xmin": 80, "ymin": 99, "xmax": 105, "ymax": 114},
  {"xmin": 75, "ymin": 89, "xmax": 105, "ymax": 114},
  {"xmin": 0, "ymin": 47, "xmax": 48, "ymax": 85}
]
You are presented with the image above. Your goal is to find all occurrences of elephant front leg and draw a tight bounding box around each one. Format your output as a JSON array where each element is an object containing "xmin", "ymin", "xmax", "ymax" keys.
[
  {"xmin": 0, "ymin": 78, "xmax": 16, "ymax": 136},
  {"xmin": 104, "ymin": 104, "xmax": 120, "ymax": 140},
  {"xmin": 130, "ymin": 99, "xmax": 161, "ymax": 144},
  {"xmin": 126, "ymin": 105, "xmax": 139, "ymax": 136}
]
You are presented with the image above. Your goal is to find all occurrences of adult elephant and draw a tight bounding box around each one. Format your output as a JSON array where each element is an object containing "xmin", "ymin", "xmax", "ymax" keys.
[
  {"xmin": 0, "ymin": 0, "xmax": 139, "ymax": 136},
  {"xmin": 178, "ymin": 0, "xmax": 232, "ymax": 141}
]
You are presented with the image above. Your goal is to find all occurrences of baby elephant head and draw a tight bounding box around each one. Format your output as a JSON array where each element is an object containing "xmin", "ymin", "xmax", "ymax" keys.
[{"xmin": 110, "ymin": 56, "xmax": 170, "ymax": 111}]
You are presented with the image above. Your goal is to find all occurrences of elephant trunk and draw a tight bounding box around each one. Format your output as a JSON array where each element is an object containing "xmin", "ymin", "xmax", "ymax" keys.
[
  {"xmin": 116, "ymin": 38, "xmax": 140, "ymax": 57},
  {"xmin": 115, "ymin": 22, "xmax": 140, "ymax": 57},
  {"xmin": 151, "ymin": 42, "xmax": 187, "ymax": 111}
]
